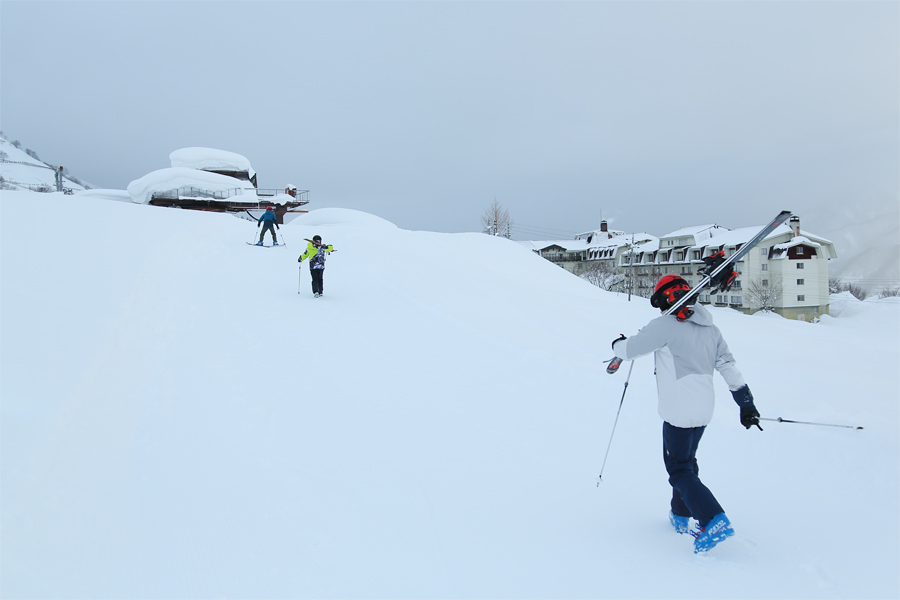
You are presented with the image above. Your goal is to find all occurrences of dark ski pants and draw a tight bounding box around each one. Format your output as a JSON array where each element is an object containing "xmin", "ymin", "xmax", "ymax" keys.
[
  {"xmin": 663, "ymin": 421, "xmax": 724, "ymax": 527},
  {"xmin": 259, "ymin": 223, "xmax": 277, "ymax": 243},
  {"xmin": 310, "ymin": 268, "xmax": 324, "ymax": 295}
]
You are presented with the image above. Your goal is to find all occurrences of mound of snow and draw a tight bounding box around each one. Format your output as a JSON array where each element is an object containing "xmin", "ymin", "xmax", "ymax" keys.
[
  {"xmin": 293, "ymin": 207, "xmax": 399, "ymax": 230},
  {"xmin": 126, "ymin": 167, "xmax": 255, "ymax": 204},
  {"xmin": 169, "ymin": 147, "xmax": 255, "ymax": 179}
]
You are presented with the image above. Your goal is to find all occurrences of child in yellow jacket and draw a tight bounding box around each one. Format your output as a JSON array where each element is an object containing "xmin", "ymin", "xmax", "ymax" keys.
[{"xmin": 298, "ymin": 235, "xmax": 334, "ymax": 298}]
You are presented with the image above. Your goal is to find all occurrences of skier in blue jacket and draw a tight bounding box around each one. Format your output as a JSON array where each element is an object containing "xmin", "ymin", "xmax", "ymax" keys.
[
  {"xmin": 611, "ymin": 275, "xmax": 761, "ymax": 553},
  {"xmin": 256, "ymin": 206, "xmax": 279, "ymax": 246}
]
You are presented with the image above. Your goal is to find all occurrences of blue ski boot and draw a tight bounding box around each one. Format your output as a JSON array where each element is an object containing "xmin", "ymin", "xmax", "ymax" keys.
[
  {"xmin": 273, "ymin": 241, "xmax": 279, "ymax": 246},
  {"xmin": 669, "ymin": 511, "xmax": 690, "ymax": 534},
  {"xmin": 693, "ymin": 513, "xmax": 734, "ymax": 553},
  {"xmin": 256, "ymin": 240, "xmax": 264, "ymax": 246}
]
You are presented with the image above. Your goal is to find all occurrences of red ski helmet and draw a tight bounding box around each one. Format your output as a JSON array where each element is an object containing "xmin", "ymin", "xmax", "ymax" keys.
[
  {"xmin": 267, "ymin": 206, "xmax": 274, "ymax": 211},
  {"xmin": 650, "ymin": 275, "xmax": 691, "ymax": 312}
]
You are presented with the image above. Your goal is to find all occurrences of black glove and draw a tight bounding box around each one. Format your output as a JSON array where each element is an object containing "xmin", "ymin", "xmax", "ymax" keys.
[
  {"xmin": 740, "ymin": 406, "xmax": 762, "ymax": 430},
  {"xmin": 611, "ymin": 334, "xmax": 626, "ymax": 352},
  {"xmin": 276, "ymin": 226, "xmax": 280, "ymax": 230},
  {"xmin": 731, "ymin": 385, "xmax": 762, "ymax": 430}
]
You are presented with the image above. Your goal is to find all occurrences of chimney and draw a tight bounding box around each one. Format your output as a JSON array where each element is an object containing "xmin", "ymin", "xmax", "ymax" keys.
[
  {"xmin": 790, "ymin": 215, "xmax": 800, "ymax": 238},
  {"xmin": 600, "ymin": 220, "xmax": 608, "ymax": 233}
]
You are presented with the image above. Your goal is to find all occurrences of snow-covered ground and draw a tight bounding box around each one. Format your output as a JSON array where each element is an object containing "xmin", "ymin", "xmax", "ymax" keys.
[{"xmin": 1, "ymin": 190, "xmax": 898, "ymax": 599}]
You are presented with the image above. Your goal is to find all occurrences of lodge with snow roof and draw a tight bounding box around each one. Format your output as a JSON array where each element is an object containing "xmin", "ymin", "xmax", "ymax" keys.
[
  {"xmin": 128, "ymin": 147, "xmax": 310, "ymax": 221},
  {"xmin": 524, "ymin": 215, "xmax": 837, "ymax": 321}
]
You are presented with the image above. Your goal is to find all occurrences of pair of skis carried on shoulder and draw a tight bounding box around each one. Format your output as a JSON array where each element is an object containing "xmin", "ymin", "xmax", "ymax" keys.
[{"xmin": 605, "ymin": 210, "xmax": 793, "ymax": 374}]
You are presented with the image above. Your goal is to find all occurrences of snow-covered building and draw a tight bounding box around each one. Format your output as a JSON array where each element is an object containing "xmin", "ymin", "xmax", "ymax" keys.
[
  {"xmin": 521, "ymin": 220, "xmax": 657, "ymax": 279},
  {"xmin": 127, "ymin": 148, "xmax": 309, "ymax": 220},
  {"xmin": 526, "ymin": 215, "xmax": 836, "ymax": 320}
]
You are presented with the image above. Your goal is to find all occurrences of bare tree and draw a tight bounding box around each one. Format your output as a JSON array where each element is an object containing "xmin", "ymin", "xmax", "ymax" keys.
[
  {"xmin": 746, "ymin": 275, "xmax": 783, "ymax": 312},
  {"xmin": 481, "ymin": 198, "xmax": 513, "ymax": 238},
  {"xmin": 581, "ymin": 261, "xmax": 623, "ymax": 291},
  {"xmin": 828, "ymin": 277, "xmax": 846, "ymax": 294},
  {"xmin": 847, "ymin": 282, "xmax": 868, "ymax": 301}
]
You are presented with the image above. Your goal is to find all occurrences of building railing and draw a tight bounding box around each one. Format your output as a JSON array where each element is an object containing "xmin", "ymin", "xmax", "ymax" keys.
[
  {"xmin": 151, "ymin": 187, "xmax": 310, "ymax": 204},
  {"xmin": 151, "ymin": 187, "xmax": 243, "ymax": 201}
]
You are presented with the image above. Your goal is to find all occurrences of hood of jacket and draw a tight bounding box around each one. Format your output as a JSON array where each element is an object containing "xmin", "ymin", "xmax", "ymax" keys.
[{"xmin": 683, "ymin": 302, "xmax": 713, "ymax": 327}]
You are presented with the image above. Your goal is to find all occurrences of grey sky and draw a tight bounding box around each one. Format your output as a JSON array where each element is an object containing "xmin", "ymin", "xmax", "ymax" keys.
[{"xmin": 2, "ymin": 1, "xmax": 897, "ymax": 239}]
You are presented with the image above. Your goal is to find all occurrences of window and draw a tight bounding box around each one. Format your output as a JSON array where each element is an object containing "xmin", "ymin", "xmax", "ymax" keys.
[
  {"xmin": 762, "ymin": 264, "xmax": 768, "ymax": 271},
  {"xmin": 797, "ymin": 262, "xmax": 804, "ymax": 269},
  {"xmin": 797, "ymin": 295, "xmax": 805, "ymax": 302},
  {"xmin": 797, "ymin": 279, "xmax": 804, "ymax": 285},
  {"xmin": 760, "ymin": 248, "xmax": 767, "ymax": 256},
  {"xmin": 762, "ymin": 279, "xmax": 769, "ymax": 287},
  {"xmin": 731, "ymin": 296, "xmax": 742, "ymax": 305},
  {"xmin": 797, "ymin": 247, "xmax": 804, "ymax": 255}
]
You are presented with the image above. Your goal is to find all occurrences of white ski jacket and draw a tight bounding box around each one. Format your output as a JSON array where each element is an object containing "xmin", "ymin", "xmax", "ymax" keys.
[{"xmin": 612, "ymin": 304, "xmax": 745, "ymax": 428}]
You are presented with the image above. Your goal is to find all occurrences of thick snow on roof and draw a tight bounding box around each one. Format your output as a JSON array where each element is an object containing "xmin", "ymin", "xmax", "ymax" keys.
[
  {"xmin": 592, "ymin": 233, "xmax": 658, "ymax": 251},
  {"xmin": 521, "ymin": 233, "xmax": 657, "ymax": 254},
  {"xmin": 525, "ymin": 239, "xmax": 590, "ymax": 252},
  {"xmin": 699, "ymin": 224, "xmax": 831, "ymax": 250},
  {"xmin": 126, "ymin": 167, "xmax": 255, "ymax": 204},
  {"xmin": 660, "ymin": 224, "xmax": 726, "ymax": 241},
  {"xmin": 575, "ymin": 228, "xmax": 626, "ymax": 240},
  {"xmin": 774, "ymin": 235, "xmax": 822, "ymax": 250},
  {"xmin": 169, "ymin": 147, "xmax": 256, "ymax": 179}
]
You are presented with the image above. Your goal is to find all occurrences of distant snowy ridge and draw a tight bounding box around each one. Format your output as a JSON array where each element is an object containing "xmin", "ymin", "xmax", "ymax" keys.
[
  {"xmin": 0, "ymin": 133, "xmax": 92, "ymax": 191},
  {"xmin": 812, "ymin": 203, "xmax": 900, "ymax": 293}
]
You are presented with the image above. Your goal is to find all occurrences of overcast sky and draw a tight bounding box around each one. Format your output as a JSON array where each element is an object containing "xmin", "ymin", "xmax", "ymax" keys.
[{"xmin": 1, "ymin": 1, "xmax": 897, "ymax": 239}]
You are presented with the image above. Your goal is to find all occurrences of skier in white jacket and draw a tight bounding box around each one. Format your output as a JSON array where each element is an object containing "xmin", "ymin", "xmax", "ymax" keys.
[{"xmin": 611, "ymin": 275, "xmax": 761, "ymax": 553}]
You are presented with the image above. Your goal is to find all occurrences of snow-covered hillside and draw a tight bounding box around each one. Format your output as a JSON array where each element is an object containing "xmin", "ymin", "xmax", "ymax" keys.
[
  {"xmin": 0, "ymin": 134, "xmax": 89, "ymax": 192},
  {"xmin": 1, "ymin": 190, "xmax": 898, "ymax": 599},
  {"xmin": 808, "ymin": 201, "xmax": 900, "ymax": 294}
]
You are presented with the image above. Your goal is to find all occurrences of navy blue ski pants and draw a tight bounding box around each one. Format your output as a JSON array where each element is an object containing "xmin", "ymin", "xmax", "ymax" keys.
[
  {"xmin": 663, "ymin": 422, "xmax": 724, "ymax": 527},
  {"xmin": 310, "ymin": 268, "xmax": 324, "ymax": 295}
]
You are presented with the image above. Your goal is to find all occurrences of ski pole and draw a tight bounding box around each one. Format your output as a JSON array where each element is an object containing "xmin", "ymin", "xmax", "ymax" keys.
[
  {"xmin": 597, "ymin": 360, "xmax": 635, "ymax": 486},
  {"xmin": 760, "ymin": 417, "xmax": 863, "ymax": 430}
]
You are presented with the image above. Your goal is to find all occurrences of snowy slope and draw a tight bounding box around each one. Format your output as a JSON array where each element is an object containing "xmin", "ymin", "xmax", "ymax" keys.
[
  {"xmin": 1, "ymin": 190, "xmax": 898, "ymax": 599},
  {"xmin": 812, "ymin": 202, "xmax": 900, "ymax": 293},
  {"xmin": 0, "ymin": 135, "xmax": 88, "ymax": 192}
]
